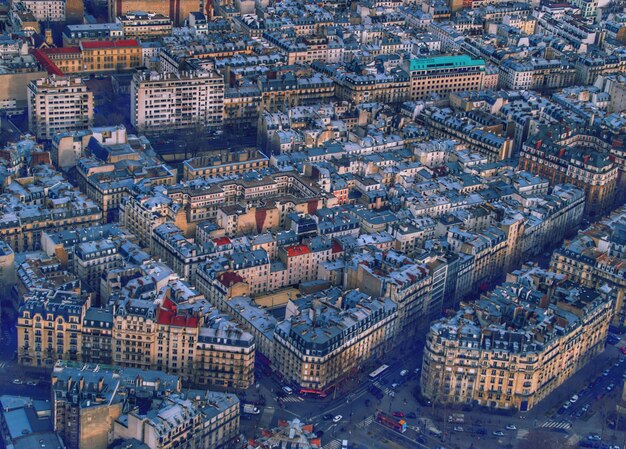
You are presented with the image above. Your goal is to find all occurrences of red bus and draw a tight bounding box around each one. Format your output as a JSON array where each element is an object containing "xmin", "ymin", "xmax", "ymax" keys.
[
  {"xmin": 376, "ymin": 412, "xmax": 407, "ymax": 433},
  {"xmin": 299, "ymin": 388, "xmax": 328, "ymax": 398}
]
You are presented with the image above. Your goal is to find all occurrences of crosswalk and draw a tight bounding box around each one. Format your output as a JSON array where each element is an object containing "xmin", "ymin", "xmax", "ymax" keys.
[
  {"xmin": 282, "ymin": 396, "xmax": 305, "ymax": 403},
  {"xmin": 541, "ymin": 419, "xmax": 572, "ymax": 430},
  {"xmin": 357, "ymin": 415, "xmax": 374, "ymax": 429},
  {"xmin": 0, "ymin": 362, "xmax": 7, "ymax": 369},
  {"xmin": 372, "ymin": 381, "xmax": 394, "ymax": 396},
  {"xmin": 322, "ymin": 439, "xmax": 342, "ymax": 449}
]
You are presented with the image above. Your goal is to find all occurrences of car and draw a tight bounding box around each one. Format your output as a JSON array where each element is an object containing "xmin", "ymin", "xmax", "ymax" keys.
[
  {"xmin": 588, "ymin": 434, "xmax": 601, "ymax": 441},
  {"xmin": 608, "ymin": 383, "xmax": 616, "ymax": 391},
  {"xmin": 333, "ymin": 415, "xmax": 342, "ymax": 423},
  {"xmin": 26, "ymin": 380, "xmax": 38, "ymax": 386},
  {"xmin": 620, "ymin": 347, "xmax": 626, "ymax": 355},
  {"xmin": 323, "ymin": 414, "xmax": 334, "ymax": 421},
  {"xmin": 476, "ymin": 428, "xmax": 487, "ymax": 436},
  {"xmin": 316, "ymin": 430, "xmax": 324, "ymax": 438},
  {"xmin": 414, "ymin": 368, "xmax": 421, "ymax": 374},
  {"xmin": 557, "ymin": 406, "xmax": 566, "ymax": 415},
  {"xmin": 391, "ymin": 383, "xmax": 399, "ymax": 389},
  {"xmin": 407, "ymin": 412, "xmax": 417, "ymax": 419},
  {"xmin": 505, "ymin": 425, "xmax": 517, "ymax": 430},
  {"xmin": 453, "ymin": 426, "xmax": 463, "ymax": 432},
  {"xmin": 282, "ymin": 386, "xmax": 293, "ymax": 395},
  {"xmin": 12, "ymin": 379, "xmax": 22, "ymax": 385},
  {"xmin": 492, "ymin": 431, "xmax": 505, "ymax": 437},
  {"xmin": 392, "ymin": 411, "xmax": 405, "ymax": 418},
  {"xmin": 604, "ymin": 370, "xmax": 611, "ymax": 376},
  {"xmin": 571, "ymin": 395, "xmax": 579, "ymax": 403},
  {"xmin": 563, "ymin": 401, "xmax": 572, "ymax": 409},
  {"xmin": 400, "ymin": 369, "xmax": 409, "ymax": 377},
  {"xmin": 582, "ymin": 404, "xmax": 590, "ymax": 412},
  {"xmin": 616, "ymin": 361, "xmax": 621, "ymax": 367},
  {"xmin": 416, "ymin": 436, "xmax": 427, "ymax": 444},
  {"xmin": 576, "ymin": 409, "xmax": 585, "ymax": 418}
]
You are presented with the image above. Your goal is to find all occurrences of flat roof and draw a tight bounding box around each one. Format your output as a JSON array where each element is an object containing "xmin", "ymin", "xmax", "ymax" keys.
[
  {"xmin": 409, "ymin": 54, "xmax": 486, "ymax": 71},
  {"xmin": 254, "ymin": 287, "xmax": 300, "ymax": 309}
]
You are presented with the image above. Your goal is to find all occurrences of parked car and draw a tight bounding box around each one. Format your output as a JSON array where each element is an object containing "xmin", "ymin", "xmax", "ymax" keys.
[
  {"xmin": 492, "ymin": 431, "xmax": 505, "ymax": 437},
  {"xmin": 12, "ymin": 379, "xmax": 22, "ymax": 385},
  {"xmin": 400, "ymin": 370, "xmax": 409, "ymax": 377},
  {"xmin": 453, "ymin": 426, "xmax": 463, "ymax": 432},
  {"xmin": 505, "ymin": 425, "xmax": 517, "ymax": 430},
  {"xmin": 333, "ymin": 415, "xmax": 342, "ymax": 423},
  {"xmin": 571, "ymin": 395, "xmax": 579, "ymax": 403},
  {"xmin": 323, "ymin": 414, "xmax": 334, "ymax": 421},
  {"xmin": 392, "ymin": 411, "xmax": 405, "ymax": 418}
]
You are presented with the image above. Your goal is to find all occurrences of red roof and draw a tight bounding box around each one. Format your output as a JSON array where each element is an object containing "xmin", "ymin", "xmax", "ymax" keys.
[
  {"xmin": 81, "ymin": 39, "xmax": 139, "ymax": 49},
  {"xmin": 331, "ymin": 241, "xmax": 342, "ymax": 254},
  {"xmin": 42, "ymin": 46, "xmax": 81, "ymax": 55},
  {"xmin": 213, "ymin": 236, "xmax": 231, "ymax": 246},
  {"xmin": 31, "ymin": 49, "xmax": 64, "ymax": 76},
  {"xmin": 217, "ymin": 271, "xmax": 244, "ymax": 288},
  {"xmin": 286, "ymin": 244, "xmax": 311, "ymax": 257}
]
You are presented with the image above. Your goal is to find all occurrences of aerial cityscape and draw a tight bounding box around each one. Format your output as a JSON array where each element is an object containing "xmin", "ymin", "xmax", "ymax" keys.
[{"xmin": 1, "ymin": 0, "xmax": 626, "ymax": 448}]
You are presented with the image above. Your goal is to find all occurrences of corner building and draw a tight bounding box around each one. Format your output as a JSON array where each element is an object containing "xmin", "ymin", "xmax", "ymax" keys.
[{"xmin": 421, "ymin": 268, "xmax": 613, "ymax": 411}]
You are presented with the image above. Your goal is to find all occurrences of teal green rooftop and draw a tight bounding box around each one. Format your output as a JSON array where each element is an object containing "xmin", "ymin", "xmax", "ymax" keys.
[{"xmin": 409, "ymin": 54, "xmax": 486, "ymax": 71}]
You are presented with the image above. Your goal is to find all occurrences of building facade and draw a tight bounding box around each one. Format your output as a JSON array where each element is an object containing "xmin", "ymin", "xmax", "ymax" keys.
[
  {"xmin": 27, "ymin": 76, "xmax": 93, "ymax": 140},
  {"xmin": 421, "ymin": 267, "xmax": 613, "ymax": 411}
]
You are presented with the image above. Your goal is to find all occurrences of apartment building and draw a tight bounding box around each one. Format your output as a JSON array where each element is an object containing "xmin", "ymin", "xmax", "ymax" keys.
[
  {"xmin": 51, "ymin": 361, "xmax": 181, "ymax": 449},
  {"xmin": 81, "ymin": 307, "xmax": 113, "ymax": 365},
  {"xmin": 273, "ymin": 289, "xmax": 397, "ymax": 393},
  {"xmin": 498, "ymin": 59, "xmax": 576, "ymax": 90},
  {"xmin": 32, "ymin": 40, "xmax": 142, "ymax": 75},
  {"xmin": 27, "ymin": 76, "xmax": 93, "ymax": 140},
  {"xmin": 116, "ymin": 11, "xmax": 172, "ymax": 39},
  {"xmin": 406, "ymin": 55, "xmax": 486, "ymax": 101},
  {"xmin": 17, "ymin": 290, "xmax": 87, "ymax": 368},
  {"xmin": 112, "ymin": 287, "xmax": 255, "ymax": 389},
  {"xmin": 0, "ymin": 169, "xmax": 102, "ymax": 252},
  {"xmin": 114, "ymin": 392, "xmax": 240, "ymax": 449},
  {"xmin": 62, "ymin": 23, "xmax": 124, "ymax": 45},
  {"xmin": 74, "ymin": 238, "xmax": 123, "ymax": 295},
  {"xmin": 345, "ymin": 251, "xmax": 434, "ymax": 340},
  {"xmin": 519, "ymin": 128, "xmax": 619, "ymax": 219},
  {"xmin": 182, "ymin": 148, "xmax": 269, "ymax": 180},
  {"xmin": 15, "ymin": 0, "xmax": 65, "ymax": 21},
  {"xmin": 421, "ymin": 266, "xmax": 613, "ymax": 411},
  {"xmin": 131, "ymin": 67, "xmax": 225, "ymax": 133},
  {"xmin": 119, "ymin": 192, "xmax": 181, "ymax": 248},
  {"xmin": 550, "ymin": 205, "xmax": 626, "ymax": 326}
]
